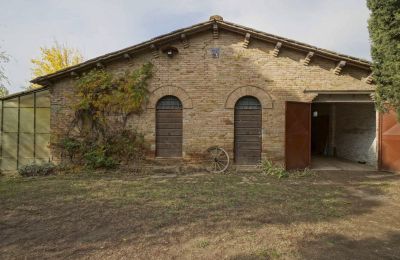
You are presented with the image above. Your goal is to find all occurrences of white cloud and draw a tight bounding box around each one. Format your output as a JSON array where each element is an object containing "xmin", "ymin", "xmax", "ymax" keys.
[{"xmin": 0, "ymin": 0, "xmax": 371, "ymax": 93}]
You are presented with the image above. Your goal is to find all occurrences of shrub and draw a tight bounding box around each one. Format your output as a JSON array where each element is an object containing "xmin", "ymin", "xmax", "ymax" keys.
[
  {"xmin": 260, "ymin": 159, "xmax": 288, "ymax": 179},
  {"xmin": 83, "ymin": 145, "xmax": 116, "ymax": 169},
  {"xmin": 60, "ymin": 137, "xmax": 81, "ymax": 161},
  {"xmin": 105, "ymin": 129, "xmax": 147, "ymax": 164},
  {"xmin": 18, "ymin": 162, "xmax": 56, "ymax": 177},
  {"xmin": 260, "ymin": 160, "xmax": 315, "ymax": 179},
  {"xmin": 59, "ymin": 130, "xmax": 146, "ymax": 170}
]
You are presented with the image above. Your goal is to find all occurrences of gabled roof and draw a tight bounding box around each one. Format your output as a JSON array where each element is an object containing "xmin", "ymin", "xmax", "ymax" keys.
[{"xmin": 31, "ymin": 15, "xmax": 372, "ymax": 85}]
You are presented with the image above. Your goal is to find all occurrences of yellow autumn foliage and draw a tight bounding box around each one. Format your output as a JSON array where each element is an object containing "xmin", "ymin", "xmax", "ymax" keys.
[{"xmin": 30, "ymin": 41, "xmax": 83, "ymax": 89}]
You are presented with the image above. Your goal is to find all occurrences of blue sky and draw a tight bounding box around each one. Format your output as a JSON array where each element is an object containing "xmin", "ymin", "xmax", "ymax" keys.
[{"xmin": 0, "ymin": 0, "xmax": 371, "ymax": 94}]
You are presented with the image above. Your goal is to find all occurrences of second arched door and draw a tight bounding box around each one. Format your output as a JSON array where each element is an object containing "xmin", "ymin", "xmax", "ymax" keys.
[{"xmin": 234, "ymin": 96, "xmax": 262, "ymax": 164}]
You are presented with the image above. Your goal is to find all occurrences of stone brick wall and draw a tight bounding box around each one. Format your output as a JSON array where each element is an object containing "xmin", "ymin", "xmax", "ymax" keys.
[
  {"xmin": 49, "ymin": 29, "xmax": 374, "ymax": 166},
  {"xmin": 336, "ymin": 103, "xmax": 377, "ymax": 166}
]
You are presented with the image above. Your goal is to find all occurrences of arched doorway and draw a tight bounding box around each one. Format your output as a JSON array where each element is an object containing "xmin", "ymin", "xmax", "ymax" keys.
[
  {"xmin": 156, "ymin": 96, "xmax": 182, "ymax": 157},
  {"xmin": 234, "ymin": 96, "xmax": 262, "ymax": 164}
]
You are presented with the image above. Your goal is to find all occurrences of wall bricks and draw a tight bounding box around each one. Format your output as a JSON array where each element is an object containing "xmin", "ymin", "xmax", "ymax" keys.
[
  {"xmin": 49, "ymin": 29, "xmax": 375, "ymax": 166},
  {"xmin": 336, "ymin": 103, "xmax": 377, "ymax": 166}
]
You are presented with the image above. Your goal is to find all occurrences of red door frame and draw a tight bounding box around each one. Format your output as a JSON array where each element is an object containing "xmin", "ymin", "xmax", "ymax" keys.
[
  {"xmin": 378, "ymin": 112, "xmax": 382, "ymax": 171},
  {"xmin": 378, "ymin": 110, "xmax": 400, "ymax": 173}
]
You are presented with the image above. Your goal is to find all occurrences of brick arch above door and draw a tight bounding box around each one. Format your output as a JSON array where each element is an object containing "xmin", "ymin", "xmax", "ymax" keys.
[
  {"xmin": 147, "ymin": 86, "xmax": 193, "ymax": 109},
  {"xmin": 225, "ymin": 86, "xmax": 273, "ymax": 109}
]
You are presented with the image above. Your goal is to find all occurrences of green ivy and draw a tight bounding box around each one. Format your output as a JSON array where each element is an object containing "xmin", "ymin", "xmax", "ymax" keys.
[
  {"xmin": 74, "ymin": 62, "xmax": 153, "ymax": 131},
  {"xmin": 61, "ymin": 62, "xmax": 153, "ymax": 168}
]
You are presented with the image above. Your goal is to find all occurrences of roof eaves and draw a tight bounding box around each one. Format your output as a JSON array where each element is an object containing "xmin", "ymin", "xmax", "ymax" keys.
[
  {"xmin": 0, "ymin": 86, "xmax": 49, "ymax": 101},
  {"xmin": 31, "ymin": 20, "xmax": 214, "ymax": 84},
  {"xmin": 218, "ymin": 20, "xmax": 372, "ymax": 69},
  {"xmin": 304, "ymin": 89, "xmax": 375, "ymax": 94}
]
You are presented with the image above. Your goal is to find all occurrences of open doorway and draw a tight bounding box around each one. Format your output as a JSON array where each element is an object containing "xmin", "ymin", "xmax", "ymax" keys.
[{"xmin": 311, "ymin": 101, "xmax": 377, "ymax": 171}]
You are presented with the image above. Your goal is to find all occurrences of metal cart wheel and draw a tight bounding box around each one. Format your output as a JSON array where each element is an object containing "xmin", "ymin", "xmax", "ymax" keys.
[{"xmin": 205, "ymin": 146, "xmax": 230, "ymax": 173}]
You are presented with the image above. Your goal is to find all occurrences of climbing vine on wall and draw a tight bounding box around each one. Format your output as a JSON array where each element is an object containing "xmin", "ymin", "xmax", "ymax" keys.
[
  {"xmin": 74, "ymin": 62, "xmax": 153, "ymax": 133},
  {"xmin": 61, "ymin": 62, "xmax": 153, "ymax": 169}
]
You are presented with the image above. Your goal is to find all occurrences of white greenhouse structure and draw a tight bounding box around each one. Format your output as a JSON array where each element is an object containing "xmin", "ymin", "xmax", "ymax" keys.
[{"xmin": 0, "ymin": 88, "xmax": 51, "ymax": 171}]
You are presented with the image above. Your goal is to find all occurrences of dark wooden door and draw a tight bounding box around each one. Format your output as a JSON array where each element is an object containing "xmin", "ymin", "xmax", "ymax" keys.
[
  {"xmin": 379, "ymin": 110, "xmax": 400, "ymax": 172},
  {"xmin": 156, "ymin": 96, "xmax": 182, "ymax": 157},
  {"xmin": 234, "ymin": 96, "xmax": 262, "ymax": 165},
  {"xmin": 285, "ymin": 101, "xmax": 311, "ymax": 170}
]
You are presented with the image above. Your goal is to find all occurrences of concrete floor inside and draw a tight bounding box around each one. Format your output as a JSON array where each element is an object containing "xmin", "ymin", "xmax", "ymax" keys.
[{"xmin": 311, "ymin": 155, "xmax": 376, "ymax": 171}]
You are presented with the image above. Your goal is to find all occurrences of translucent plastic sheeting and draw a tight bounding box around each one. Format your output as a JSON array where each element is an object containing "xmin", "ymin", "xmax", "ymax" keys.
[{"xmin": 1, "ymin": 90, "xmax": 51, "ymax": 170}]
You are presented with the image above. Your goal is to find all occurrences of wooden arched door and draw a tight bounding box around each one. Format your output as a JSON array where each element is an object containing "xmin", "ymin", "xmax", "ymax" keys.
[
  {"xmin": 234, "ymin": 96, "xmax": 262, "ymax": 164},
  {"xmin": 156, "ymin": 96, "xmax": 182, "ymax": 157}
]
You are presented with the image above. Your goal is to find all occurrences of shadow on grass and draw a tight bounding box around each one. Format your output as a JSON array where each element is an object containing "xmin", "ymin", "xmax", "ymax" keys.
[
  {"xmin": 0, "ymin": 171, "xmax": 399, "ymax": 258},
  {"xmin": 297, "ymin": 231, "xmax": 400, "ymax": 260},
  {"xmin": 228, "ymin": 232, "xmax": 400, "ymax": 260}
]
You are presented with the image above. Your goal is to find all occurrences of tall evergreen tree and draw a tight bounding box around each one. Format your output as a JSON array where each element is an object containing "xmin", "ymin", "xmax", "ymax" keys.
[{"xmin": 367, "ymin": 0, "xmax": 400, "ymax": 117}]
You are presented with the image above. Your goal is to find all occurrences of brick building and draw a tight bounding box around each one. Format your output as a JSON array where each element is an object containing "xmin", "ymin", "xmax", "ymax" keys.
[{"xmin": 28, "ymin": 15, "xmax": 400, "ymax": 172}]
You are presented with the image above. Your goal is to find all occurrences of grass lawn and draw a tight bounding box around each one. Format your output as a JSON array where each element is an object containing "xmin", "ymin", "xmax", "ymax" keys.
[{"xmin": 1, "ymin": 170, "xmax": 400, "ymax": 259}]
